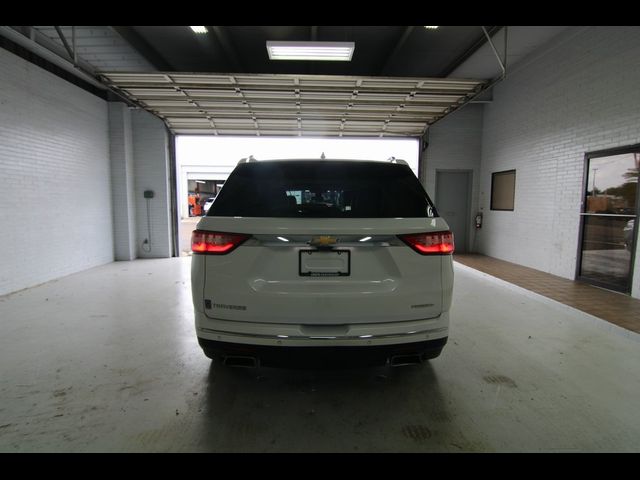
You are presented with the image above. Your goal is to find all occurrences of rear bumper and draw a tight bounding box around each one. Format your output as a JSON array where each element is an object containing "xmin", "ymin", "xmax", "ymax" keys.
[
  {"xmin": 198, "ymin": 337, "xmax": 448, "ymax": 368},
  {"xmin": 195, "ymin": 311, "xmax": 449, "ymax": 348}
]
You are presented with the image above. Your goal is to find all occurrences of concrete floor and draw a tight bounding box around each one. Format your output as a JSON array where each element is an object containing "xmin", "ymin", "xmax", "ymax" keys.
[{"xmin": 1, "ymin": 258, "xmax": 639, "ymax": 452}]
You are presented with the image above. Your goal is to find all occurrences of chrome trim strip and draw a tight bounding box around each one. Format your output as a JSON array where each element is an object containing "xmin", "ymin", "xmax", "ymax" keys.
[
  {"xmin": 579, "ymin": 213, "xmax": 636, "ymax": 218},
  {"xmin": 251, "ymin": 233, "xmax": 403, "ymax": 247},
  {"xmin": 198, "ymin": 326, "xmax": 448, "ymax": 341}
]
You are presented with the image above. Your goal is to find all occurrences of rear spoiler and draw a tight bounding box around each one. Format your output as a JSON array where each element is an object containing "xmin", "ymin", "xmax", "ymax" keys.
[{"xmin": 388, "ymin": 157, "xmax": 409, "ymax": 166}]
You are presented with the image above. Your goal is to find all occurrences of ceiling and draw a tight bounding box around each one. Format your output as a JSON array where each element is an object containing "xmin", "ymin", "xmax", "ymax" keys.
[
  {"xmin": 2, "ymin": 26, "xmax": 570, "ymax": 137},
  {"xmin": 108, "ymin": 26, "xmax": 492, "ymax": 78}
]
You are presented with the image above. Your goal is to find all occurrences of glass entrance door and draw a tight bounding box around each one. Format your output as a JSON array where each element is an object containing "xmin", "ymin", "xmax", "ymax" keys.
[{"xmin": 578, "ymin": 147, "xmax": 639, "ymax": 293}]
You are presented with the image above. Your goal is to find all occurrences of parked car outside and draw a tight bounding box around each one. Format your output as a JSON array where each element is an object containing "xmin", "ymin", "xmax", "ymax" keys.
[
  {"xmin": 624, "ymin": 219, "xmax": 635, "ymax": 252},
  {"xmin": 190, "ymin": 159, "xmax": 454, "ymax": 368}
]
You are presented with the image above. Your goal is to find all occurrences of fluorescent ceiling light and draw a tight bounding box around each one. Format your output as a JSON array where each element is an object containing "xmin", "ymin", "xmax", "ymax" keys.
[
  {"xmin": 190, "ymin": 26, "xmax": 208, "ymax": 34},
  {"xmin": 424, "ymin": 26, "xmax": 439, "ymax": 29},
  {"xmin": 266, "ymin": 41, "xmax": 355, "ymax": 61}
]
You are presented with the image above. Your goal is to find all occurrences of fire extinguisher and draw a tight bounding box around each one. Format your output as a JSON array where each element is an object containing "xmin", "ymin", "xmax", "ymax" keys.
[{"xmin": 475, "ymin": 212, "xmax": 483, "ymax": 229}]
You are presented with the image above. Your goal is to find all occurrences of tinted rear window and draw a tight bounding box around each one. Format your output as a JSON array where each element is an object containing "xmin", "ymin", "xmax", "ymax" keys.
[{"xmin": 208, "ymin": 161, "xmax": 436, "ymax": 218}]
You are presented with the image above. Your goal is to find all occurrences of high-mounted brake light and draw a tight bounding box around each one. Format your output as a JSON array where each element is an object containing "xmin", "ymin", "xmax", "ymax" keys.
[
  {"xmin": 191, "ymin": 230, "xmax": 250, "ymax": 254},
  {"xmin": 399, "ymin": 231, "xmax": 455, "ymax": 255}
]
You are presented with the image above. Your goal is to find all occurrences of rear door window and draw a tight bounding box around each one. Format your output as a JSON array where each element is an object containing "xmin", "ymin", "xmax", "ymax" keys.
[{"xmin": 209, "ymin": 161, "xmax": 436, "ymax": 218}]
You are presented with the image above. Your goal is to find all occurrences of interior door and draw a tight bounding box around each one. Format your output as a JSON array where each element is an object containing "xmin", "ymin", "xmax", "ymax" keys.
[
  {"xmin": 436, "ymin": 171, "xmax": 471, "ymax": 253},
  {"xmin": 578, "ymin": 147, "xmax": 639, "ymax": 293}
]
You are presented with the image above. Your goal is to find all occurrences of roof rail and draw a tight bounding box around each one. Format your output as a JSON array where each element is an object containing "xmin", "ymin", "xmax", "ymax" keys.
[
  {"xmin": 237, "ymin": 155, "xmax": 257, "ymax": 164},
  {"xmin": 388, "ymin": 157, "xmax": 409, "ymax": 166}
]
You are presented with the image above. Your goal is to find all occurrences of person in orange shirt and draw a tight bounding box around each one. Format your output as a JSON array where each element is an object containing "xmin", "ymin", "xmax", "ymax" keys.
[{"xmin": 188, "ymin": 194, "xmax": 196, "ymax": 216}]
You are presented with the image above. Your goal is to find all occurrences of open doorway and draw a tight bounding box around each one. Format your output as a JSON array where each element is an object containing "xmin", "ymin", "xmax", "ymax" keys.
[{"xmin": 174, "ymin": 135, "xmax": 420, "ymax": 256}]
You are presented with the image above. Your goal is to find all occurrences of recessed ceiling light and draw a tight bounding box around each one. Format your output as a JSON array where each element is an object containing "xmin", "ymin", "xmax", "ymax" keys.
[
  {"xmin": 266, "ymin": 41, "xmax": 355, "ymax": 61},
  {"xmin": 190, "ymin": 26, "xmax": 208, "ymax": 34},
  {"xmin": 424, "ymin": 26, "xmax": 439, "ymax": 29}
]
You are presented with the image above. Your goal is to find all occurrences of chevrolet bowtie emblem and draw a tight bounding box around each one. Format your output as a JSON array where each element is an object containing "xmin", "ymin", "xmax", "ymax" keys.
[{"xmin": 310, "ymin": 236, "xmax": 338, "ymax": 247}]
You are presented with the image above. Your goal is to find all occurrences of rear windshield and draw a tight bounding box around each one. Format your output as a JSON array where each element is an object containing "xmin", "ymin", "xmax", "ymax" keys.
[{"xmin": 208, "ymin": 161, "xmax": 437, "ymax": 218}]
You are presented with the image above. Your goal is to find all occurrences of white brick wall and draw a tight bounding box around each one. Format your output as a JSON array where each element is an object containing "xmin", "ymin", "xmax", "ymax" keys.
[
  {"xmin": 0, "ymin": 47, "xmax": 113, "ymax": 296},
  {"xmin": 108, "ymin": 103, "xmax": 136, "ymax": 261},
  {"xmin": 478, "ymin": 26, "xmax": 640, "ymax": 298},
  {"xmin": 424, "ymin": 104, "xmax": 484, "ymax": 252},
  {"xmin": 131, "ymin": 109, "xmax": 172, "ymax": 258},
  {"xmin": 108, "ymin": 104, "xmax": 173, "ymax": 260}
]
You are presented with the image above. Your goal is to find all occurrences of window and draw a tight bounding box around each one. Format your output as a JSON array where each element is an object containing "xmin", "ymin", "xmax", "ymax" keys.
[
  {"xmin": 209, "ymin": 160, "xmax": 436, "ymax": 218},
  {"xmin": 577, "ymin": 146, "xmax": 639, "ymax": 293},
  {"xmin": 491, "ymin": 170, "xmax": 516, "ymax": 211}
]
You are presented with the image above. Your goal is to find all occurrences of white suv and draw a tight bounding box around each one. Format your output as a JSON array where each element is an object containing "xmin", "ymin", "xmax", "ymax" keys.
[{"xmin": 191, "ymin": 159, "xmax": 454, "ymax": 368}]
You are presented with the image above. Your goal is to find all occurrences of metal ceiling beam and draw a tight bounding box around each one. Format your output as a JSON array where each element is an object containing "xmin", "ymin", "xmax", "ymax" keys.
[
  {"xmin": 0, "ymin": 26, "xmax": 151, "ymax": 111},
  {"xmin": 379, "ymin": 26, "xmax": 414, "ymax": 76},
  {"xmin": 208, "ymin": 26, "xmax": 244, "ymax": 72},
  {"xmin": 1, "ymin": 25, "xmax": 105, "ymax": 90},
  {"xmin": 440, "ymin": 25, "xmax": 503, "ymax": 77},
  {"xmin": 53, "ymin": 26, "xmax": 75, "ymax": 63},
  {"xmin": 482, "ymin": 26, "xmax": 507, "ymax": 78},
  {"xmin": 428, "ymin": 26, "xmax": 509, "ymax": 128},
  {"xmin": 110, "ymin": 26, "xmax": 174, "ymax": 71}
]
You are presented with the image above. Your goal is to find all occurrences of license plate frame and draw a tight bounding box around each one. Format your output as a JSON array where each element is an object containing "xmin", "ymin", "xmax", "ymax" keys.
[{"xmin": 299, "ymin": 249, "xmax": 351, "ymax": 277}]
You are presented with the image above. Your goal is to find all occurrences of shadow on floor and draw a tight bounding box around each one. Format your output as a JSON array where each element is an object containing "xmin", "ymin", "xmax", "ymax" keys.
[{"xmin": 188, "ymin": 360, "xmax": 473, "ymax": 452}]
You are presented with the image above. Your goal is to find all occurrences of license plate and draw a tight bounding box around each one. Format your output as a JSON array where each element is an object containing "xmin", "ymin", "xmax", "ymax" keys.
[{"xmin": 299, "ymin": 249, "xmax": 350, "ymax": 276}]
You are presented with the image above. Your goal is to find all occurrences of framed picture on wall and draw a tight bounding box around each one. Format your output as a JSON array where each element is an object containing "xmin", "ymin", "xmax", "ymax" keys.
[{"xmin": 491, "ymin": 169, "xmax": 516, "ymax": 211}]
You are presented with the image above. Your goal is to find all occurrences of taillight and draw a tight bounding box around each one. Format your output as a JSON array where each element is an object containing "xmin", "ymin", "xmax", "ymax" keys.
[
  {"xmin": 399, "ymin": 231, "xmax": 455, "ymax": 255},
  {"xmin": 191, "ymin": 230, "xmax": 250, "ymax": 255}
]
